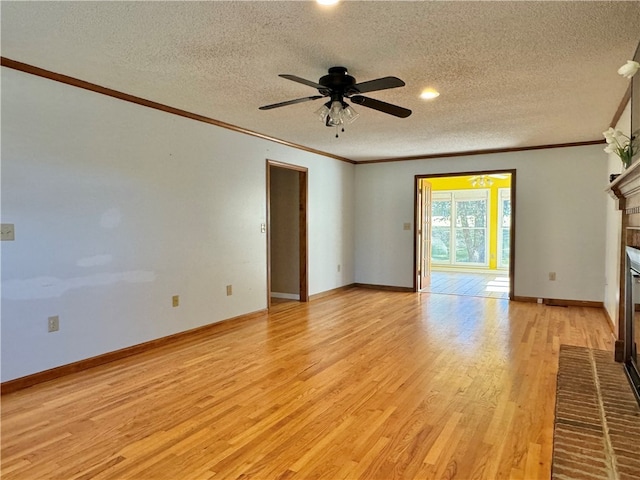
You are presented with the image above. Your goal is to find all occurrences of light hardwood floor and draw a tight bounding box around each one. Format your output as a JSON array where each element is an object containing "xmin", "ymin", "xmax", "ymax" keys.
[
  {"xmin": 1, "ymin": 289, "xmax": 613, "ymax": 479},
  {"xmin": 423, "ymin": 271, "xmax": 510, "ymax": 300}
]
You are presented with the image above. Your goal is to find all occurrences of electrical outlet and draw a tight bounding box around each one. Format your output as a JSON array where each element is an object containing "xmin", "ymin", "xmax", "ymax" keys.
[
  {"xmin": 1, "ymin": 224, "xmax": 15, "ymax": 241},
  {"xmin": 403, "ymin": 222, "xmax": 411, "ymax": 231},
  {"xmin": 48, "ymin": 315, "xmax": 59, "ymax": 333},
  {"xmin": 549, "ymin": 272, "xmax": 556, "ymax": 281},
  {"xmin": 172, "ymin": 295, "xmax": 179, "ymax": 307},
  {"xmin": 226, "ymin": 285, "xmax": 233, "ymax": 296}
]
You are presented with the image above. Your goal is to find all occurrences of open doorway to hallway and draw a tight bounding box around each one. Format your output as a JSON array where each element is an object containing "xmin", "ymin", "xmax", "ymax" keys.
[
  {"xmin": 267, "ymin": 160, "xmax": 308, "ymax": 309},
  {"xmin": 415, "ymin": 170, "xmax": 515, "ymax": 300}
]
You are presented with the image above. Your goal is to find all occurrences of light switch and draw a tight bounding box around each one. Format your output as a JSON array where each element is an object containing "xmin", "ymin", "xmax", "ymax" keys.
[
  {"xmin": 403, "ymin": 223, "xmax": 411, "ymax": 231},
  {"xmin": 1, "ymin": 224, "xmax": 15, "ymax": 241},
  {"xmin": 260, "ymin": 223, "xmax": 266, "ymax": 233}
]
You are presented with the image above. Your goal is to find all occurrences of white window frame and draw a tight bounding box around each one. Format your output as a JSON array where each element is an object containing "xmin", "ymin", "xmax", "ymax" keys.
[
  {"xmin": 431, "ymin": 189, "xmax": 489, "ymax": 267},
  {"xmin": 497, "ymin": 188, "xmax": 511, "ymax": 269}
]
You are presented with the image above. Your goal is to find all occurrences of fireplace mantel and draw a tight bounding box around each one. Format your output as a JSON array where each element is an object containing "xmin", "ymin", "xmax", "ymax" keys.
[
  {"xmin": 607, "ymin": 159, "xmax": 640, "ymax": 209},
  {"xmin": 606, "ymin": 158, "xmax": 640, "ymax": 244}
]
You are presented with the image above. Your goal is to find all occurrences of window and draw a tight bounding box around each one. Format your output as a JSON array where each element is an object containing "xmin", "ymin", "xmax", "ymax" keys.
[
  {"xmin": 498, "ymin": 188, "xmax": 511, "ymax": 269},
  {"xmin": 431, "ymin": 195, "xmax": 451, "ymax": 263},
  {"xmin": 431, "ymin": 190, "xmax": 489, "ymax": 266}
]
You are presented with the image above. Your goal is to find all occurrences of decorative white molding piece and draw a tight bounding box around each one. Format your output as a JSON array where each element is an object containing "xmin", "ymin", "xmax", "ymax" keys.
[{"xmin": 607, "ymin": 159, "xmax": 640, "ymax": 206}]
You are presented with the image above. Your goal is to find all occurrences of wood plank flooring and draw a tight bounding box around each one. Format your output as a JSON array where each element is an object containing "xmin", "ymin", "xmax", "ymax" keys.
[
  {"xmin": 422, "ymin": 271, "xmax": 510, "ymax": 299},
  {"xmin": 1, "ymin": 288, "xmax": 614, "ymax": 479}
]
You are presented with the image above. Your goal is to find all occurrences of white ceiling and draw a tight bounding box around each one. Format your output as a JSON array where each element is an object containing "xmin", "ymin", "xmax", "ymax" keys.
[{"xmin": 2, "ymin": 1, "xmax": 639, "ymax": 162}]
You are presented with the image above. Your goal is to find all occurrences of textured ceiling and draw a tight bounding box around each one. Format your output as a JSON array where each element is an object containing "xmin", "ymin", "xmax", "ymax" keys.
[{"xmin": 2, "ymin": 1, "xmax": 640, "ymax": 162}]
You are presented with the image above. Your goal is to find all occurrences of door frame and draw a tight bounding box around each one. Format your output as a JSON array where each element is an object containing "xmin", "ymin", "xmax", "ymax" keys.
[
  {"xmin": 266, "ymin": 160, "xmax": 309, "ymax": 309},
  {"xmin": 413, "ymin": 169, "xmax": 516, "ymax": 300}
]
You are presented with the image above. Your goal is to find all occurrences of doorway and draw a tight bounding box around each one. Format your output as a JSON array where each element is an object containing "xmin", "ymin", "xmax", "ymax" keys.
[
  {"xmin": 414, "ymin": 170, "xmax": 516, "ymax": 300},
  {"xmin": 267, "ymin": 160, "xmax": 308, "ymax": 308}
]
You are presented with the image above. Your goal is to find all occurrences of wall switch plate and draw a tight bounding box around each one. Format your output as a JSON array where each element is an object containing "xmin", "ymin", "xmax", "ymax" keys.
[
  {"xmin": 48, "ymin": 315, "xmax": 59, "ymax": 332},
  {"xmin": 1, "ymin": 224, "xmax": 15, "ymax": 241},
  {"xmin": 172, "ymin": 295, "xmax": 179, "ymax": 307},
  {"xmin": 549, "ymin": 272, "xmax": 556, "ymax": 281},
  {"xmin": 260, "ymin": 223, "xmax": 266, "ymax": 233},
  {"xmin": 226, "ymin": 285, "xmax": 233, "ymax": 296},
  {"xmin": 403, "ymin": 223, "xmax": 411, "ymax": 231},
  {"xmin": 337, "ymin": 264, "xmax": 341, "ymax": 272}
]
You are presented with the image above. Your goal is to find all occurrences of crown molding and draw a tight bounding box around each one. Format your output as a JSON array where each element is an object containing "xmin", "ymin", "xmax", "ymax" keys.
[
  {"xmin": 1, "ymin": 57, "xmax": 611, "ymax": 166},
  {"xmin": 0, "ymin": 57, "xmax": 356, "ymax": 165},
  {"xmin": 355, "ymin": 140, "xmax": 606, "ymax": 164}
]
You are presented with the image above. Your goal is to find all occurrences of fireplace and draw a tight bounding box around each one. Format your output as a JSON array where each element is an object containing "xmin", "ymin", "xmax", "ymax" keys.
[
  {"xmin": 605, "ymin": 39, "xmax": 640, "ymax": 405},
  {"xmin": 625, "ymin": 246, "xmax": 640, "ymax": 405}
]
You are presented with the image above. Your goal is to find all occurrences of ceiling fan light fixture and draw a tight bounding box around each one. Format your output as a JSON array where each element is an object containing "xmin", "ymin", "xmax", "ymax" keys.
[
  {"xmin": 327, "ymin": 100, "xmax": 344, "ymax": 126},
  {"xmin": 469, "ymin": 175, "xmax": 495, "ymax": 188},
  {"xmin": 261, "ymin": 66, "xmax": 410, "ymax": 133},
  {"xmin": 342, "ymin": 103, "xmax": 359, "ymax": 124},
  {"xmin": 315, "ymin": 104, "xmax": 330, "ymax": 122}
]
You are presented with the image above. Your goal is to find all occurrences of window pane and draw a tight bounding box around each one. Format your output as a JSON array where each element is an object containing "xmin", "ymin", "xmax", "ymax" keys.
[
  {"xmin": 501, "ymin": 228, "xmax": 510, "ymax": 266},
  {"xmin": 431, "ymin": 200, "xmax": 451, "ymax": 227},
  {"xmin": 431, "ymin": 199, "xmax": 451, "ymax": 263},
  {"xmin": 455, "ymin": 200, "xmax": 486, "ymax": 228},
  {"xmin": 498, "ymin": 189, "xmax": 511, "ymax": 268},
  {"xmin": 501, "ymin": 199, "xmax": 511, "ymax": 227},
  {"xmin": 455, "ymin": 229, "xmax": 486, "ymax": 264},
  {"xmin": 431, "ymin": 227, "xmax": 450, "ymax": 262}
]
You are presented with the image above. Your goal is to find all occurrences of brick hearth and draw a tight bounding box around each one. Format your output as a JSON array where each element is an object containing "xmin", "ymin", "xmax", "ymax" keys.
[{"xmin": 553, "ymin": 345, "xmax": 640, "ymax": 480}]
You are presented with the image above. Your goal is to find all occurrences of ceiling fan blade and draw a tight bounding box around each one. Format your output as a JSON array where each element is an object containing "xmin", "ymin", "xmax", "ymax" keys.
[
  {"xmin": 351, "ymin": 76, "xmax": 405, "ymax": 94},
  {"xmin": 350, "ymin": 95, "xmax": 412, "ymax": 118},
  {"xmin": 259, "ymin": 96, "xmax": 324, "ymax": 110},
  {"xmin": 279, "ymin": 74, "xmax": 325, "ymax": 90}
]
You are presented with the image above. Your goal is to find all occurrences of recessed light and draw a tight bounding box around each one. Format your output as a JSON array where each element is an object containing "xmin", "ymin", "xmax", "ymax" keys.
[
  {"xmin": 317, "ymin": 0, "xmax": 340, "ymax": 5},
  {"xmin": 420, "ymin": 89, "xmax": 440, "ymax": 100}
]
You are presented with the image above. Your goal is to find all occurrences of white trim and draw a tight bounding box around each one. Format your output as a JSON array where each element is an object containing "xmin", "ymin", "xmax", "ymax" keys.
[{"xmin": 497, "ymin": 187, "xmax": 511, "ymax": 269}]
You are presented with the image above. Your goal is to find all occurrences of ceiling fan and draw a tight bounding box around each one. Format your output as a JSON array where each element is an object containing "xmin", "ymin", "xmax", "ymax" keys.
[
  {"xmin": 468, "ymin": 174, "xmax": 509, "ymax": 187},
  {"xmin": 259, "ymin": 66, "xmax": 411, "ymax": 133}
]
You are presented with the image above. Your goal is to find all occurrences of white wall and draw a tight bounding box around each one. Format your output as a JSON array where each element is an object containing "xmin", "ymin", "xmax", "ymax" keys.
[
  {"xmin": 270, "ymin": 166, "xmax": 300, "ymax": 296},
  {"xmin": 604, "ymin": 102, "xmax": 631, "ymax": 331},
  {"xmin": 355, "ymin": 145, "xmax": 608, "ymax": 301},
  {"xmin": 0, "ymin": 63, "xmax": 613, "ymax": 382},
  {"xmin": 1, "ymin": 67, "xmax": 355, "ymax": 381}
]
